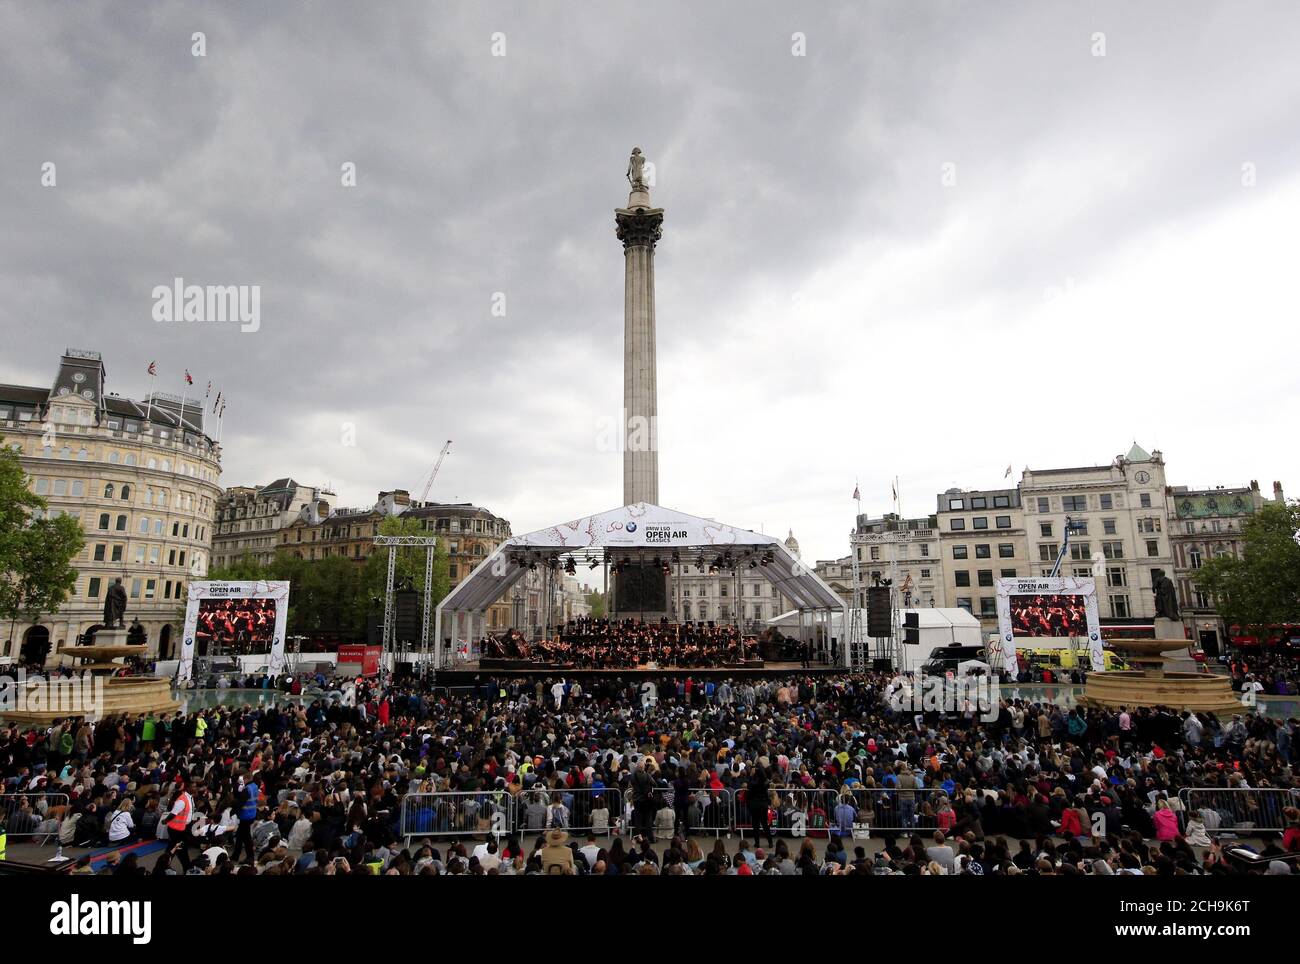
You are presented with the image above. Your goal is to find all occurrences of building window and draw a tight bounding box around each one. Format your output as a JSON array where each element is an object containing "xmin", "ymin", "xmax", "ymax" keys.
[
  {"xmin": 1070, "ymin": 542, "xmax": 1091, "ymax": 561},
  {"xmin": 1037, "ymin": 497, "xmax": 1049, "ymax": 513},
  {"xmin": 111, "ymin": 545, "xmax": 122, "ymax": 562},
  {"xmin": 1188, "ymin": 547, "xmax": 1203, "ymax": 569},
  {"xmin": 920, "ymin": 569, "xmax": 931, "ymax": 578},
  {"xmin": 1062, "ymin": 495, "xmax": 1086, "ymax": 512},
  {"xmin": 998, "ymin": 544, "xmax": 1015, "ymax": 558},
  {"xmin": 1146, "ymin": 540, "xmax": 1159, "ymax": 557},
  {"xmin": 130, "ymin": 578, "xmax": 142, "ymax": 598},
  {"xmin": 994, "ymin": 495, "xmax": 1010, "ymax": 508},
  {"xmin": 956, "ymin": 597, "xmax": 972, "ymax": 613},
  {"xmin": 1109, "ymin": 594, "xmax": 1131, "ymax": 618},
  {"xmin": 995, "ymin": 515, "xmax": 1011, "ymax": 529},
  {"xmin": 920, "ymin": 544, "xmax": 929, "ymax": 557},
  {"xmin": 975, "ymin": 544, "xmax": 991, "ymax": 559},
  {"xmin": 1140, "ymin": 493, "xmax": 1152, "ymax": 508},
  {"xmin": 1194, "ymin": 588, "xmax": 1211, "ymax": 609},
  {"xmin": 972, "ymin": 517, "xmax": 988, "ymax": 530},
  {"xmin": 1103, "ymin": 519, "xmax": 1117, "ymax": 535},
  {"xmin": 88, "ymin": 577, "xmax": 102, "ymax": 598},
  {"xmin": 1102, "ymin": 541, "xmax": 1124, "ymax": 559},
  {"xmin": 979, "ymin": 597, "xmax": 997, "ymax": 617},
  {"xmin": 950, "ymin": 518, "xmax": 966, "ymax": 531},
  {"xmin": 954, "ymin": 571, "xmax": 971, "ymax": 587},
  {"xmin": 145, "ymin": 579, "xmax": 156, "ymax": 599},
  {"xmin": 93, "ymin": 544, "xmax": 106, "ymax": 561},
  {"xmin": 103, "ymin": 483, "xmax": 114, "ymax": 498},
  {"xmin": 1100, "ymin": 494, "xmax": 1113, "ymax": 510},
  {"xmin": 971, "ymin": 497, "xmax": 987, "ymax": 509},
  {"xmin": 952, "ymin": 546, "xmax": 968, "ymax": 559},
  {"xmin": 1039, "ymin": 544, "xmax": 1058, "ymax": 561},
  {"xmin": 1000, "ymin": 569, "xmax": 1017, "ymax": 579},
  {"xmin": 1071, "ymin": 520, "xmax": 1088, "ymax": 535},
  {"xmin": 1040, "ymin": 523, "xmax": 1053, "ymax": 537},
  {"xmin": 870, "ymin": 547, "xmax": 880, "ymax": 561},
  {"xmin": 115, "ymin": 514, "xmax": 127, "ymax": 531},
  {"xmin": 949, "ymin": 498, "xmax": 964, "ymax": 510},
  {"xmin": 977, "ymin": 570, "xmax": 993, "ymax": 587}
]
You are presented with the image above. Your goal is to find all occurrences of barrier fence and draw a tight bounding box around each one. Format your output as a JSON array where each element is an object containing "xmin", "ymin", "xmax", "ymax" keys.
[
  {"xmin": 395, "ymin": 785, "xmax": 1299, "ymax": 843},
  {"xmin": 1177, "ymin": 787, "xmax": 1300, "ymax": 834},
  {"xmin": 1, "ymin": 791, "xmax": 70, "ymax": 838}
]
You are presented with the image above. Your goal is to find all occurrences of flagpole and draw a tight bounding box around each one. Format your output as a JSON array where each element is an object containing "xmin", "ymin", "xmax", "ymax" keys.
[{"xmin": 145, "ymin": 371, "xmax": 154, "ymax": 423}]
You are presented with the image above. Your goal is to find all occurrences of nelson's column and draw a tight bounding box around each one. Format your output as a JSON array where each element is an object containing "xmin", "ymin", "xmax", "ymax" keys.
[{"xmin": 616, "ymin": 147, "xmax": 663, "ymax": 506}]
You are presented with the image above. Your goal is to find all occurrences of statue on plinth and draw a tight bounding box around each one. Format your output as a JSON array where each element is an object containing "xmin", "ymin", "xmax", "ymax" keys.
[
  {"xmin": 1151, "ymin": 569, "xmax": 1180, "ymax": 620},
  {"xmin": 104, "ymin": 577, "xmax": 128, "ymax": 629},
  {"xmin": 627, "ymin": 147, "xmax": 648, "ymax": 192}
]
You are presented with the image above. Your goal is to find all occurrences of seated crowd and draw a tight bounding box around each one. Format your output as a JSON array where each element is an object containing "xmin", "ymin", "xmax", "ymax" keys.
[
  {"xmin": 480, "ymin": 617, "xmax": 759, "ymax": 668},
  {"xmin": 1, "ymin": 670, "xmax": 1297, "ymax": 875}
]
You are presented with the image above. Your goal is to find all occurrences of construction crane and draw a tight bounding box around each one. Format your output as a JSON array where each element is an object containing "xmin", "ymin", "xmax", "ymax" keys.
[{"xmin": 418, "ymin": 440, "xmax": 452, "ymax": 504}]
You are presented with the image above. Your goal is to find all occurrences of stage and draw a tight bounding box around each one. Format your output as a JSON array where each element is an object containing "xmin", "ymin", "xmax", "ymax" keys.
[{"xmin": 428, "ymin": 660, "xmax": 843, "ymax": 684}]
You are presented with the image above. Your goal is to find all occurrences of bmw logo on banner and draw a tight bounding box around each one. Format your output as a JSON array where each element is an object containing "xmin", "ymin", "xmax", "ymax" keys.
[{"xmin": 626, "ymin": 522, "xmax": 637, "ymax": 533}]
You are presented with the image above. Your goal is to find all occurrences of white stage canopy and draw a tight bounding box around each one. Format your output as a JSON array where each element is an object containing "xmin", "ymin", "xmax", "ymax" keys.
[{"xmin": 433, "ymin": 502, "xmax": 845, "ymax": 668}]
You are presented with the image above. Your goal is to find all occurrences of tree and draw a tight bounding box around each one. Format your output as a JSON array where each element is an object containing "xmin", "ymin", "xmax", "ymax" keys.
[
  {"xmin": 207, "ymin": 553, "xmax": 268, "ymax": 582},
  {"xmin": 0, "ymin": 438, "xmax": 85, "ymax": 642},
  {"xmin": 1197, "ymin": 501, "xmax": 1300, "ymax": 634},
  {"xmin": 585, "ymin": 590, "xmax": 607, "ymax": 619}
]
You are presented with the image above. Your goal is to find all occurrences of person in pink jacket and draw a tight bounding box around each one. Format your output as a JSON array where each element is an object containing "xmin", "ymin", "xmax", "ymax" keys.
[{"xmin": 1152, "ymin": 798, "xmax": 1180, "ymax": 841}]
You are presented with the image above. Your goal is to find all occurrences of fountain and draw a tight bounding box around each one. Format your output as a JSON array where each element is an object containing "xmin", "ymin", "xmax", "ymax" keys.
[{"xmin": 1080, "ymin": 639, "xmax": 1241, "ymax": 713}]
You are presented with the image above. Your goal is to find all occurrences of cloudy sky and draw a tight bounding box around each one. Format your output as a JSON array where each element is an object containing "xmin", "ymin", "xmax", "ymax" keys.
[{"xmin": 2, "ymin": 0, "xmax": 1298, "ymax": 565}]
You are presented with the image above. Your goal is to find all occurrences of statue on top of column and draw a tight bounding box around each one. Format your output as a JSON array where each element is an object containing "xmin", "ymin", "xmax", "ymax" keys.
[{"xmin": 627, "ymin": 147, "xmax": 648, "ymax": 192}]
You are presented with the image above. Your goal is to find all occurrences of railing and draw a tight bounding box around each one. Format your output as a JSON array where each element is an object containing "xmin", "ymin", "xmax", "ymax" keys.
[
  {"xmin": 1178, "ymin": 787, "xmax": 1300, "ymax": 834},
  {"xmin": 848, "ymin": 787, "xmax": 957, "ymax": 833},
  {"xmin": 399, "ymin": 791, "xmax": 513, "ymax": 840},
  {"xmin": 514, "ymin": 787, "xmax": 622, "ymax": 836},
  {"xmin": 659, "ymin": 787, "xmax": 734, "ymax": 837},
  {"xmin": 1, "ymin": 792, "xmax": 70, "ymax": 839}
]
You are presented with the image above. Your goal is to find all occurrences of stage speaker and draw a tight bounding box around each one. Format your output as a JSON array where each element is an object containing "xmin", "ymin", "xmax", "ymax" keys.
[
  {"xmin": 394, "ymin": 661, "xmax": 415, "ymax": 679},
  {"xmin": 366, "ymin": 613, "xmax": 382, "ymax": 646},
  {"xmin": 394, "ymin": 589, "xmax": 421, "ymax": 641},
  {"xmin": 867, "ymin": 586, "xmax": 891, "ymax": 637},
  {"xmin": 872, "ymin": 658, "xmax": 894, "ymax": 672},
  {"xmin": 904, "ymin": 611, "xmax": 920, "ymax": 645}
]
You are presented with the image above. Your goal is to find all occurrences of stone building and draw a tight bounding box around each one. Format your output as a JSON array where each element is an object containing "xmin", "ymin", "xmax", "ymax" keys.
[
  {"xmin": 277, "ymin": 492, "xmax": 518, "ymax": 630},
  {"xmin": 1167, "ymin": 479, "xmax": 1285, "ymax": 654},
  {"xmin": 1018, "ymin": 443, "xmax": 1174, "ymax": 625},
  {"xmin": 212, "ymin": 478, "xmax": 331, "ymax": 569},
  {"xmin": 0, "ymin": 349, "xmax": 221, "ymax": 662},
  {"xmin": 852, "ymin": 512, "xmax": 945, "ymax": 610},
  {"xmin": 934, "ymin": 486, "xmax": 1027, "ymax": 630},
  {"xmin": 671, "ymin": 529, "xmax": 800, "ymax": 632}
]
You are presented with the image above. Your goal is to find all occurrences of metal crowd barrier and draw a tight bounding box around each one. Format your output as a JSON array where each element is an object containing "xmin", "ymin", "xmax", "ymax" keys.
[
  {"xmin": 1, "ymin": 791, "xmax": 71, "ymax": 839},
  {"xmin": 514, "ymin": 787, "xmax": 622, "ymax": 837},
  {"xmin": 733, "ymin": 787, "xmax": 846, "ymax": 838},
  {"xmin": 1178, "ymin": 787, "xmax": 1300, "ymax": 834},
  {"xmin": 658, "ymin": 787, "xmax": 734, "ymax": 837},
  {"xmin": 848, "ymin": 787, "xmax": 955, "ymax": 833},
  {"xmin": 399, "ymin": 791, "xmax": 513, "ymax": 840}
]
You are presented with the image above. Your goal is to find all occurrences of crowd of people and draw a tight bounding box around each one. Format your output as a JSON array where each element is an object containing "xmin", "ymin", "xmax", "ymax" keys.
[
  {"xmin": 1, "ymin": 667, "xmax": 1297, "ymax": 876},
  {"xmin": 481, "ymin": 617, "xmax": 759, "ymax": 668},
  {"xmin": 1230, "ymin": 651, "xmax": 1300, "ymax": 697}
]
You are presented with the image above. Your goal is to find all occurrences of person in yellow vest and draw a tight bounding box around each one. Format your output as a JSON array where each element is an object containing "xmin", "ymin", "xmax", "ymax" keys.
[
  {"xmin": 195, "ymin": 714, "xmax": 208, "ymax": 743},
  {"xmin": 166, "ymin": 775, "xmax": 197, "ymax": 872},
  {"xmin": 0, "ymin": 815, "xmax": 7, "ymax": 862}
]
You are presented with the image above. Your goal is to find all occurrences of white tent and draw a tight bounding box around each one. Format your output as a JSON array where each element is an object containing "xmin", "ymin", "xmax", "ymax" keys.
[{"xmin": 433, "ymin": 502, "xmax": 845, "ymax": 670}]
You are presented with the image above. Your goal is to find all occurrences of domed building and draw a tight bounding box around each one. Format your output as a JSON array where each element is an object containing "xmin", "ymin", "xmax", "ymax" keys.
[{"xmin": 784, "ymin": 529, "xmax": 800, "ymax": 558}]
